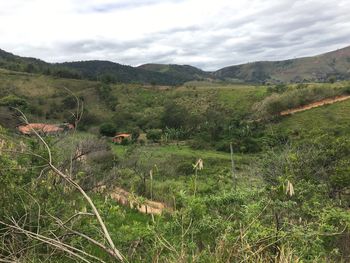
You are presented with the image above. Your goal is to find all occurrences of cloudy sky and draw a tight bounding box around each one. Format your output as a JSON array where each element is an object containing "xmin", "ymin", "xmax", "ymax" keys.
[{"xmin": 0, "ymin": 0, "xmax": 349, "ymax": 70}]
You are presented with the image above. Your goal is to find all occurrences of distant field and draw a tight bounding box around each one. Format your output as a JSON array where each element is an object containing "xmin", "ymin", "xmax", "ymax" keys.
[
  {"xmin": 111, "ymin": 143, "xmax": 260, "ymax": 201},
  {"xmin": 217, "ymin": 85, "xmax": 267, "ymax": 114},
  {"xmin": 112, "ymin": 143, "xmax": 234, "ymax": 160}
]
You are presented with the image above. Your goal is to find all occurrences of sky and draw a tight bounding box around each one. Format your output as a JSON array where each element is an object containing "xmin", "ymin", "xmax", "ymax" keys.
[{"xmin": 0, "ymin": 0, "xmax": 349, "ymax": 70}]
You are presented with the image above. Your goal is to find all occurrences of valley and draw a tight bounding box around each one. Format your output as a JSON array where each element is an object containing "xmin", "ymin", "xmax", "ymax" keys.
[{"xmin": 1, "ymin": 49, "xmax": 350, "ymax": 262}]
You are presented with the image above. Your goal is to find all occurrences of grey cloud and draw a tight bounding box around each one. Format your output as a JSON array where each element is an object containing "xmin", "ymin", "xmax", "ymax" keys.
[
  {"xmin": 7, "ymin": 0, "xmax": 350, "ymax": 71},
  {"xmin": 78, "ymin": 0, "xmax": 185, "ymax": 13}
]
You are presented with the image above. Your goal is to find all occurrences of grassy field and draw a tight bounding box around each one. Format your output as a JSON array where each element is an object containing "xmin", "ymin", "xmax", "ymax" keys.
[
  {"xmin": 112, "ymin": 143, "xmax": 236, "ymax": 161},
  {"xmin": 217, "ymin": 85, "xmax": 267, "ymax": 114},
  {"xmin": 111, "ymin": 142, "xmax": 261, "ymax": 204}
]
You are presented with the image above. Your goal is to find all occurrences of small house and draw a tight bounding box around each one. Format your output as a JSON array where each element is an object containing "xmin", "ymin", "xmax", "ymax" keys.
[{"xmin": 112, "ymin": 133, "xmax": 132, "ymax": 143}]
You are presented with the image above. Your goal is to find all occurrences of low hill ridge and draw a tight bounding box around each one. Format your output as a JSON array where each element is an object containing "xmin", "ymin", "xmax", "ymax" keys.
[{"xmin": 1, "ymin": 45, "xmax": 350, "ymax": 84}]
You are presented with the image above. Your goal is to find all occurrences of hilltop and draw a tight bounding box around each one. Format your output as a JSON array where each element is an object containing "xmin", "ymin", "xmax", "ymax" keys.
[{"xmin": 138, "ymin": 63, "xmax": 210, "ymax": 82}]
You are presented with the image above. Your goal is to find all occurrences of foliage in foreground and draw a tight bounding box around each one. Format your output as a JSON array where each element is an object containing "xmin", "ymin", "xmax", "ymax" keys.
[{"xmin": 0, "ymin": 125, "xmax": 349, "ymax": 262}]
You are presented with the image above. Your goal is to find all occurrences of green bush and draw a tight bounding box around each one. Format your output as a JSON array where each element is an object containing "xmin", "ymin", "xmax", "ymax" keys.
[
  {"xmin": 146, "ymin": 129, "xmax": 162, "ymax": 142},
  {"xmin": 267, "ymin": 84, "xmax": 288, "ymax": 94},
  {"xmin": 96, "ymin": 84, "xmax": 118, "ymax": 111},
  {"xmin": 131, "ymin": 127, "xmax": 140, "ymax": 142},
  {"xmin": 343, "ymin": 86, "xmax": 350, "ymax": 94},
  {"xmin": 77, "ymin": 110, "xmax": 100, "ymax": 130},
  {"xmin": 99, "ymin": 123, "xmax": 117, "ymax": 137},
  {"xmin": 161, "ymin": 101, "xmax": 187, "ymax": 129},
  {"xmin": 61, "ymin": 96, "xmax": 77, "ymax": 109},
  {"xmin": 0, "ymin": 95, "xmax": 27, "ymax": 108}
]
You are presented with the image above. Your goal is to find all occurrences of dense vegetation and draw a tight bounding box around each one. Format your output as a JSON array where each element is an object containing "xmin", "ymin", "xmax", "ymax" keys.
[{"xmin": 0, "ymin": 67, "xmax": 350, "ymax": 262}]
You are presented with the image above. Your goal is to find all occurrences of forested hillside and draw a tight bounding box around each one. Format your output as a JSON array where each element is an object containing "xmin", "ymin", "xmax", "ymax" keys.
[{"xmin": 0, "ymin": 49, "xmax": 205, "ymax": 85}]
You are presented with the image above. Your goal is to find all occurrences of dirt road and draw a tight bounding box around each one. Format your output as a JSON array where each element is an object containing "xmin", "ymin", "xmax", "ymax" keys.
[{"xmin": 280, "ymin": 95, "xmax": 350, "ymax": 116}]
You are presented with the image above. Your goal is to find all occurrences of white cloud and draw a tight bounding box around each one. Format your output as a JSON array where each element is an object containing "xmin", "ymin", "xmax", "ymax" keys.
[{"xmin": 0, "ymin": 0, "xmax": 349, "ymax": 70}]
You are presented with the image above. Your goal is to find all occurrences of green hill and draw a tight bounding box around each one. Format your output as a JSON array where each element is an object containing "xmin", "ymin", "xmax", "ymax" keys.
[
  {"xmin": 57, "ymin": 60, "xmax": 201, "ymax": 85},
  {"xmin": 0, "ymin": 48, "xmax": 50, "ymax": 73},
  {"xmin": 2, "ymin": 45, "xmax": 350, "ymax": 85},
  {"xmin": 0, "ymin": 49, "xmax": 203, "ymax": 85},
  {"xmin": 214, "ymin": 45, "xmax": 350, "ymax": 83}
]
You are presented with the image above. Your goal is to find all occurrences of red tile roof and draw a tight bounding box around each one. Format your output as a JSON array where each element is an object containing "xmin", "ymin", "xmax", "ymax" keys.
[
  {"xmin": 17, "ymin": 123, "xmax": 73, "ymax": 135},
  {"xmin": 114, "ymin": 133, "xmax": 131, "ymax": 138}
]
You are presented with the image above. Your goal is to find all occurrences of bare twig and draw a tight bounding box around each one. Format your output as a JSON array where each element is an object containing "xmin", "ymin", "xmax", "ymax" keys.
[{"xmin": 10, "ymin": 92, "xmax": 125, "ymax": 262}]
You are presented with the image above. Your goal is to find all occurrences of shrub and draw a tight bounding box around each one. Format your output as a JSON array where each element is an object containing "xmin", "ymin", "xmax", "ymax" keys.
[
  {"xmin": 76, "ymin": 110, "xmax": 100, "ymax": 131},
  {"xmin": 343, "ymin": 86, "xmax": 350, "ymax": 94},
  {"xmin": 161, "ymin": 101, "xmax": 187, "ymax": 129},
  {"xmin": 96, "ymin": 84, "xmax": 118, "ymax": 111},
  {"xmin": 328, "ymin": 76, "xmax": 336, "ymax": 83},
  {"xmin": 267, "ymin": 84, "xmax": 288, "ymax": 94},
  {"xmin": 26, "ymin": 104, "xmax": 44, "ymax": 116},
  {"xmin": 61, "ymin": 96, "xmax": 77, "ymax": 109},
  {"xmin": 99, "ymin": 123, "xmax": 117, "ymax": 137},
  {"xmin": 120, "ymin": 137, "xmax": 130, "ymax": 145},
  {"xmin": 139, "ymin": 139, "xmax": 145, "ymax": 146},
  {"xmin": 176, "ymin": 160, "xmax": 195, "ymax": 176},
  {"xmin": 0, "ymin": 95, "xmax": 27, "ymax": 108},
  {"xmin": 146, "ymin": 129, "xmax": 162, "ymax": 142},
  {"xmin": 131, "ymin": 127, "xmax": 140, "ymax": 142}
]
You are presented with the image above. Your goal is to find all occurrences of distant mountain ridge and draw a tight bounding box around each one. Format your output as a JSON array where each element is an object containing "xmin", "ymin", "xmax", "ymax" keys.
[
  {"xmin": 0, "ymin": 49, "xmax": 206, "ymax": 85},
  {"xmin": 1, "ymin": 45, "xmax": 350, "ymax": 84},
  {"xmin": 214, "ymin": 46, "xmax": 350, "ymax": 83}
]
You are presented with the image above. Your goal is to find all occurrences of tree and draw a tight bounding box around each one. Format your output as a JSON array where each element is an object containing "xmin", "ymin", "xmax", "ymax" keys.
[
  {"xmin": 96, "ymin": 84, "xmax": 118, "ymax": 111},
  {"xmin": 161, "ymin": 102, "xmax": 187, "ymax": 129}
]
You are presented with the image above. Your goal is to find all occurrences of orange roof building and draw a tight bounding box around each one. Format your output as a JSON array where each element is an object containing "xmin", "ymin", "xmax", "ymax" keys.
[
  {"xmin": 17, "ymin": 123, "xmax": 74, "ymax": 136},
  {"xmin": 112, "ymin": 133, "xmax": 131, "ymax": 143}
]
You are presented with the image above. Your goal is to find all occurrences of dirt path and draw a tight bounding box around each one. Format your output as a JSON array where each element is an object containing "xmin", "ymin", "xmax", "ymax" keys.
[
  {"xmin": 96, "ymin": 186, "xmax": 169, "ymax": 215},
  {"xmin": 280, "ymin": 95, "xmax": 350, "ymax": 116}
]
